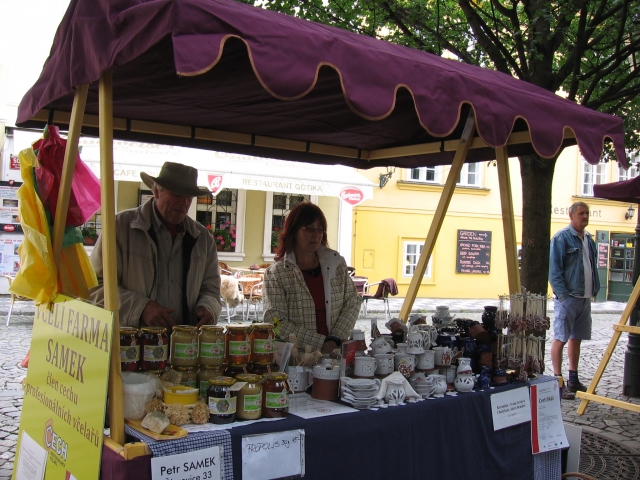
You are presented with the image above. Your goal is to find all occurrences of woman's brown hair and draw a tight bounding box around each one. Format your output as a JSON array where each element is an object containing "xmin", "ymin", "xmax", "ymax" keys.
[{"xmin": 274, "ymin": 202, "xmax": 328, "ymax": 260}]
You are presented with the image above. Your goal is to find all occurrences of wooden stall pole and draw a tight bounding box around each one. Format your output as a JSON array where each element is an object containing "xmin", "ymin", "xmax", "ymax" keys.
[
  {"xmin": 99, "ymin": 72, "xmax": 125, "ymax": 445},
  {"xmin": 398, "ymin": 113, "xmax": 476, "ymax": 322},
  {"xmin": 577, "ymin": 277, "xmax": 640, "ymax": 414},
  {"xmin": 495, "ymin": 146, "xmax": 521, "ymax": 294},
  {"xmin": 51, "ymin": 84, "xmax": 89, "ymax": 271}
]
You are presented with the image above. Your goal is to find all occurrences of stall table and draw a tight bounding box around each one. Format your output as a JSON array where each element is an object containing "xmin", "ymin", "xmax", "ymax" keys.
[{"xmin": 107, "ymin": 376, "xmax": 560, "ymax": 480}]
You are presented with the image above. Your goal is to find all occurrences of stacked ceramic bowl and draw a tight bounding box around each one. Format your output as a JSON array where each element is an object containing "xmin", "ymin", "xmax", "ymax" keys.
[
  {"xmin": 409, "ymin": 375, "xmax": 436, "ymax": 399},
  {"xmin": 340, "ymin": 377, "xmax": 380, "ymax": 409}
]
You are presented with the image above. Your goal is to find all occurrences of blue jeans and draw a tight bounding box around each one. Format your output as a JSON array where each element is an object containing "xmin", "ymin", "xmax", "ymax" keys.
[{"xmin": 553, "ymin": 296, "xmax": 592, "ymax": 342}]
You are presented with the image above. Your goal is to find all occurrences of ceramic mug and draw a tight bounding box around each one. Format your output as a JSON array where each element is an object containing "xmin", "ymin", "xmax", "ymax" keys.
[
  {"xmin": 396, "ymin": 343, "xmax": 408, "ymax": 353},
  {"xmin": 374, "ymin": 353, "xmax": 394, "ymax": 376},
  {"xmin": 432, "ymin": 346, "xmax": 451, "ymax": 366},
  {"xmin": 394, "ymin": 352, "xmax": 416, "ymax": 373},
  {"xmin": 286, "ymin": 366, "xmax": 311, "ymax": 392},
  {"xmin": 415, "ymin": 350, "xmax": 435, "ymax": 371},
  {"xmin": 354, "ymin": 356, "xmax": 377, "ymax": 379}
]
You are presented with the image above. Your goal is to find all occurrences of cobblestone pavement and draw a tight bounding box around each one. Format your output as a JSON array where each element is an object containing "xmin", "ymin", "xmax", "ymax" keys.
[{"xmin": 0, "ymin": 296, "xmax": 638, "ymax": 478}]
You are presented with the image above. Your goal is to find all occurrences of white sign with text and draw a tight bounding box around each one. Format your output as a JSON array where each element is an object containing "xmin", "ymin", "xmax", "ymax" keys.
[
  {"xmin": 151, "ymin": 446, "xmax": 221, "ymax": 480},
  {"xmin": 242, "ymin": 429, "xmax": 305, "ymax": 480},
  {"xmin": 530, "ymin": 381, "xmax": 569, "ymax": 453},
  {"xmin": 490, "ymin": 387, "xmax": 532, "ymax": 431}
]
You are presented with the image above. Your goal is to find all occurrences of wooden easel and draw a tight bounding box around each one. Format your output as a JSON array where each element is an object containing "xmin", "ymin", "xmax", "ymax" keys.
[{"xmin": 576, "ymin": 278, "xmax": 640, "ymax": 414}]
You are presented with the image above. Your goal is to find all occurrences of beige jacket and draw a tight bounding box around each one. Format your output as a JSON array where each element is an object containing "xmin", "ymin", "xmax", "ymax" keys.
[
  {"xmin": 90, "ymin": 199, "xmax": 221, "ymax": 327},
  {"xmin": 263, "ymin": 245, "xmax": 360, "ymax": 353}
]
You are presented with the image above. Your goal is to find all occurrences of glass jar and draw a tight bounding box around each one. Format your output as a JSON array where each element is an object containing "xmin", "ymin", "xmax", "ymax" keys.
[
  {"xmin": 171, "ymin": 325, "xmax": 199, "ymax": 367},
  {"xmin": 119, "ymin": 327, "xmax": 140, "ymax": 372},
  {"xmin": 235, "ymin": 374, "xmax": 263, "ymax": 420},
  {"xmin": 250, "ymin": 323, "xmax": 276, "ymax": 364},
  {"xmin": 262, "ymin": 373, "xmax": 290, "ymax": 418},
  {"xmin": 225, "ymin": 325, "xmax": 251, "ymax": 365},
  {"xmin": 247, "ymin": 362, "xmax": 272, "ymax": 377},
  {"xmin": 207, "ymin": 376, "xmax": 237, "ymax": 424},
  {"xmin": 223, "ymin": 364, "xmax": 248, "ymax": 378},
  {"xmin": 198, "ymin": 365, "xmax": 226, "ymax": 397},
  {"xmin": 199, "ymin": 325, "xmax": 226, "ymax": 366},
  {"xmin": 172, "ymin": 366, "xmax": 198, "ymax": 388},
  {"xmin": 140, "ymin": 327, "xmax": 168, "ymax": 371}
]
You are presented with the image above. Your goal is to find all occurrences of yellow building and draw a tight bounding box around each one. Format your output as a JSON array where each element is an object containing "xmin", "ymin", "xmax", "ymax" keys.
[{"xmin": 352, "ymin": 146, "xmax": 636, "ymax": 301}]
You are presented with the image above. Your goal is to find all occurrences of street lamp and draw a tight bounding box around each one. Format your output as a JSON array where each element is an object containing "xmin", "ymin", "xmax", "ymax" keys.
[{"xmin": 626, "ymin": 205, "xmax": 636, "ymax": 220}]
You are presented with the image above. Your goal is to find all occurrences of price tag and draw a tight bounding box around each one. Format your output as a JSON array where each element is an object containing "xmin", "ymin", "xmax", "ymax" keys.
[
  {"xmin": 242, "ymin": 429, "xmax": 305, "ymax": 480},
  {"xmin": 151, "ymin": 446, "xmax": 221, "ymax": 480}
]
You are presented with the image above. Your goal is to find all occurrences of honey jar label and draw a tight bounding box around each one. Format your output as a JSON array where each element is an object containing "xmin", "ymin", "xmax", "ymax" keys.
[
  {"xmin": 209, "ymin": 396, "xmax": 237, "ymax": 414},
  {"xmin": 143, "ymin": 344, "xmax": 168, "ymax": 361},
  {"xmin": 253, "ymin": 339, "xmax": 275, "ymax": 354},
  {"xmin": 243, "ymin": 394, "xmax": 261, "ymax": 412},
  {"xmin": 229, "ymin": 340, "xmax": 251, "ymax": 356},
  {"xmin": 265, "ymin": 391, "xmax": 289, "ymax": 409},
  {"xmin": 200, "ymin": 341, "xmax": 225, "ymax": 359},
  {"xmin": 120, "ymin": 345, "xmax": 140, "ymax": 363},
  {"xmin": 174, "ymin": 342, "xmax": 198, "ymax": 359}
]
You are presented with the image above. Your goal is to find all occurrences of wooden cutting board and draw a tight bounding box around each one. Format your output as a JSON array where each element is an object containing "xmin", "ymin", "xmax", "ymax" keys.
[{"xmin": 125, "ymin": 418, "xmax": 188, "ymax": 441}]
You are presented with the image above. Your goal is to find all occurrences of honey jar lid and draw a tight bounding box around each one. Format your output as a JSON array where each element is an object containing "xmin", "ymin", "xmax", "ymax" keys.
[
  {"xmin": 200, "ymin": 325, "xmax": 224, "ymax": 332},
  {"xmin": 226, "ymin": 324, "xmax": 250, "ymax": 331},
  {"xmin": 209, "ymin": 376, "xmax": 236, "ymax": 386},
  {"xmin": 120, "ymin": 327, "xmax": 139, "ymax": 334},
  {"xmin": 200, "ymin": 364, "xmax": 226, "ymax": 370},
  {"xmin": 141, "ymin": 326, "xmax": 167, "ymax": 334},
  {"xmin": 251, "ymin": 322, "xmax": 274, "ymax": 329},
  {"xmin": 173, "ymin": 325, "xmax": 198, "ymax": 333},
  {"xmin": 265, "ymin": 372, "xmax": 288, "ymax": 381},
  {"xmin": 236, "ymin": 374, "xmax": 262, "ymax": 383}
]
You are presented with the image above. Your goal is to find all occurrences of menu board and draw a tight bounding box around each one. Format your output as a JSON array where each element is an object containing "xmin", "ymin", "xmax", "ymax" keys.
[
  {"xmin": 0, "ymin": 181, "xmax": 22, "ymax": 233},
  {"xmin": 456, "ymin": 229, "xmax": 492, "ymax": 274},
  {"xmin": 0, "ymin": 238, "xmax": 22, "ymax": 276},
  {"xmin": 598, "ymin": 243, "xmax": 609, "ymax": 268}
]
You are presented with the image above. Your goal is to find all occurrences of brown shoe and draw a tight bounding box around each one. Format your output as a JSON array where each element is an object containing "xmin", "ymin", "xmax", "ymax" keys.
[
  {"xmin": 561, "ymin": 388, "xmax": 576, "ymax": 400},
  {"xmin": 567, "ymin": 381, "xmax": 587, "ymax": 393}
]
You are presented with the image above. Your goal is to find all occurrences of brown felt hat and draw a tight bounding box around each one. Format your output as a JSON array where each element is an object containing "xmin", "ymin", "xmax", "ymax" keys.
[{"xmin": 140, "ymin": 162, "xmax": 211, "ymax": 198}]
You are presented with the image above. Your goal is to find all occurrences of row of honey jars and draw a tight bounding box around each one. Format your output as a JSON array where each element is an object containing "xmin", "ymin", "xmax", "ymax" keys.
[{"xmin": 120, "ymin": 326, "xmax": 169, "ymax": 372}]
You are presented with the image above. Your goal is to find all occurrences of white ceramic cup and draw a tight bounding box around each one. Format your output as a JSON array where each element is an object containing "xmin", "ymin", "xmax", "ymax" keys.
[
  {"xmin": 415, "ymin": 350, "xmax": 435, "ymax": 370},
  {"xmin": 396, "ymin": 343, "xmax": 408, "ymax": 353},
  {"xmin": 286, "ymin": 366, "xmax": 311, "ymax": 392},
  {"xmin": 353, "ymin": 356, "xmax": 377, "ymax": 378},
  {"xmin": 394, "ymin": 352, "xmax": 416, "ymax": 373},
  {"xmin": 374, "ymin": 353, "xmax": 394, "ymax": 376}
]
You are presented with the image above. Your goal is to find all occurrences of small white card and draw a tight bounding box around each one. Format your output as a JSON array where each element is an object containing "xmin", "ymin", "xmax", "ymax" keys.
[
  {"xmin": 242, "ymin": 430, "xmax": 305, "ymax": 480},
  {"xmin": 151, "ymin": 446, "xmax": 221, "ymax": 480},
  {"xmin": 289, "ymin": 392, "xmax": 358, "ymax": 419},
  {"xmin": 490, "ymin": 386, "xmax": 532, "ymax": 431},
  {"xmin": 15, "ymin": 431, "xmax": 47, "ymax": 480}
]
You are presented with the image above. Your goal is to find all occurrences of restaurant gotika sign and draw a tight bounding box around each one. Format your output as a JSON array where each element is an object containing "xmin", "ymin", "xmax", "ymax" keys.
[{"xmin": 339, "ymin": 187, "xmax": 365, "ymax": 206}]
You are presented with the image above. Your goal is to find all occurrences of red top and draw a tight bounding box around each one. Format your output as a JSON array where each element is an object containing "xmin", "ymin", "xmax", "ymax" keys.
[{"xmin": 301, "ymin": 266, "xmax": 327, "ymax": 336}]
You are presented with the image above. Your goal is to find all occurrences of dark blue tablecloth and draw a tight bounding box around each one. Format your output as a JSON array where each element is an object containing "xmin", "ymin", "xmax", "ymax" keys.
[{"xmin": 229, "ymin": 382, "xmax": 539, "ymax": 480}]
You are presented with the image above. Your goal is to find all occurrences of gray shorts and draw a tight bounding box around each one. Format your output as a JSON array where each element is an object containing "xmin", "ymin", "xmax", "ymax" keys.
[{"xmin": 553, "ymin": 296, "xmax": 592, "ymax": 342}]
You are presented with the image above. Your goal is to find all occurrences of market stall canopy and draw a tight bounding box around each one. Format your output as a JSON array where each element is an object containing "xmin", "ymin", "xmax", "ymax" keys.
[
  {"xmin": 594, "ymin": 177, "xmax": 640, "ymax": 204},
  {"xmin": 17, "ymin": 0, "xmax": 626, "ymax": 169}
]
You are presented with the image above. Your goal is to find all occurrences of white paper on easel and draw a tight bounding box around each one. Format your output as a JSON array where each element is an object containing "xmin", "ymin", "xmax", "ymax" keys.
[
  {"xmin": 490, "ymin": 386, "xmax": 532, "ymax": 431},
  {"xmin": 242, "ymin": 429, "xmax": 305, "ymax": 480},
  {"xmin": 530, "ymin": 380, "xmax": 569, "ymax": 453},
  {"xmin": 15, "ymin": 430, "xmax": 47, "ymax": 480}
]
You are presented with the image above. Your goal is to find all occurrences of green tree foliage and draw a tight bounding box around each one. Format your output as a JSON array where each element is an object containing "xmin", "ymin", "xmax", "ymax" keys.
[{"xmin": 243, "ymin": 0, "xmax": 640, "ymax": 294}]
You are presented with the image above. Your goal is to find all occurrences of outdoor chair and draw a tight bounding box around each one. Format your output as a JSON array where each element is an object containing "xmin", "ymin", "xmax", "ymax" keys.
[
  {"xmin": 244, "ymin": 280, "xmax": 264, "ymax": 321},
  {"xmin": 346, "ymin": 266, "xmax": 356, "ymax": 277},
  {"xmin": 361, "ymin": 278, "xmax": 398, "ymax": 321},
  {"xmin": 239, "ymin": 273, "xmax": 264, "ymax": 321}
]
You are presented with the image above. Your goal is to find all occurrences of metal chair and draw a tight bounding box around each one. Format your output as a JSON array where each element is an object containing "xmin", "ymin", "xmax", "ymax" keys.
[
  {"xmin": 244, "ymin": 280, "xmax": 264, "ymax": 321},
  {"xmin": 361, "ymin": 279, "xmax": 394, "ymax": 320},
  {"xmin": 351, "ymin": 276, "xmax": 368, "ymax": 317},
  {"xmin": 239, "ymin": 273, "xmax": 264, "ymax": 321}
]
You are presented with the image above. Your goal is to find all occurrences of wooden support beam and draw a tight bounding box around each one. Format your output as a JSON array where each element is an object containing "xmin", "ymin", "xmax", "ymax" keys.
[
  {"xmin": 495, "ymin": 146, "xmax": 521, "ymax": 294},
  {"xmin": 577, "ymin": 277, "xmax": 640, "ymax": 415},
  {"xmin": 612, "ymin": 324, "xmax": 640, "ymax": 334},
  {"xmin": 51, "ymin": 85, "xmax": 89, "ymax": 276},
  {"xmin": 576, "ymin": 392, "xmax": 640, "ymax": 414},
  {"xmin": 398, "ymin": 113, "xmax": 476, "ymax": 322},
  {"xmin": 100, "ymin": 72, "xmax": 125, "ymax": 446}
]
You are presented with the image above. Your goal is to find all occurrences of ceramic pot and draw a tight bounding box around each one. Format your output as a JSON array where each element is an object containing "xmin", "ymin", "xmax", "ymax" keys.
[
  {"xmin": 454, "ymin": 373, "xmax": 475, "ymax": 393},
  {"xmin": 457, "ymin": 357, "xmax": 473, "ymax": 375},
  {"xmin": 415, "ymin": 350, "xmax": 435, "ymax": 371},
  {"xmin": 436, "ymin": 333, "xmax": 458, "ymax": 350},
  {"xmin": 384, "ymin": 380, "xmax": 406, "ymax": 405},
  {"xmin": 286, "ymin": 366, "xmax": 311, "ymax": 392},
  {"xmin": 406, "ymin": 326, "xmax": 425, "ymax": 354},
  {"xmin": 440, "ymin": 364, "xmax": 457, "ymax": 387},
  {"xmin": 311, "ymin": 361, "xmax": 341, "ymax": 401},
  {"xmin": 396, "ymin": 343, "xmax": 408, "ymax": 353},
  {"xmin": 374, "ymin": 354, "xmax": 394, "ymax": 377},
  {"xmin": 370, "ymin": 336, "xmax": 393, "ymax": 355},
  {"xmin": 435, "ymin": 306, "xmax": 450, "ymax": 317},
  {"xmin": 417, "ymin": 325, "xmax": 438, "ymax": 348},
  {"xmin": 432, "ymin": 346, "xmax": 450, "ymax": 367},
  {"xmin": 354, "ymin": 356, "xmax": 377, "ymax": 379},
  {"xmin": 477, "ymin": 366, "xmax": 491, "ymax": 389},
  {"xmin": 394, "ymin": 353, "xmax": 415, "ymax": 377},
  {"xmin": 430, "ymin": 374, "xmax": 447, "ymax": 396},
  {"xmin": 381, "ymin": 334, "xmax": 395, "ymax": 348},
  {"xmin": 482, "ymin": 306, "xmax": 498, "ymax": 329}
]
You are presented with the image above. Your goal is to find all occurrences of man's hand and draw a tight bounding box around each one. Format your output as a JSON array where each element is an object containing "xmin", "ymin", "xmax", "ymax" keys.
[
  {"xmin": 141, "ymin": 300, "xmax": 175, "ymax": 328},
  {"xmin": 195, "ymin": 306, "xmax": 216, "ymax": 327},
  {"xmin": 321, "ymin": 340, "xmax": 338, "ymax": 354}
]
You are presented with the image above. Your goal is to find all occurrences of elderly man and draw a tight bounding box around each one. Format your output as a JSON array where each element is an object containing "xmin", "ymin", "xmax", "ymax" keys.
[
  {"xmin": 549, "ymin": 201, "xmax": 599, "ymax": 398},
  {"xmin": 91, "ymin": 162, "xmax": 221, "ymax": 327}
]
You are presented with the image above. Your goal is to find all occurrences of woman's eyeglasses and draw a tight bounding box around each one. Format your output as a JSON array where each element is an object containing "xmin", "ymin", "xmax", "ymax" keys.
[{"xmin": 301, "ymin": 226, "xmax": 325, "ymax": 235}]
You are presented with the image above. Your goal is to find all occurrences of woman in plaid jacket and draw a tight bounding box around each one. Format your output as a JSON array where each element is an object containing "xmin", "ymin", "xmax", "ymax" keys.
[{"xmin": 263, "ymin": 202, "xmax": 361, "ymax": 355}]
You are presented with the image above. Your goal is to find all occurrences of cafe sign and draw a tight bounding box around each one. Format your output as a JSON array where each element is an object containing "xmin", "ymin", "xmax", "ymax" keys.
[{"xmin": 339, "ymin": 187, "xmax": 365, "ymax": 206}]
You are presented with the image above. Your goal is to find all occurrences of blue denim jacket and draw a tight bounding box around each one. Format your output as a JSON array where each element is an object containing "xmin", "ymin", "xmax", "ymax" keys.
[{"xmin": 549, "ymin": 225, "xmax": 600, "ymax": 301}]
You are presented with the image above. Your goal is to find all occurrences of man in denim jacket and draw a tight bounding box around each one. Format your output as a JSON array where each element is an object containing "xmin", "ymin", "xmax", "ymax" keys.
[{"xmin": 549, "ymin": 201, "xmax": 600, "ymax": 397}]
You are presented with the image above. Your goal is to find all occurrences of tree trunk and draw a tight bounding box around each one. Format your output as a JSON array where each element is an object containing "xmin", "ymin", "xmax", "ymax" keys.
[{"xmin": 519, "ymin": 153, "xmax": 558, "ymax": 296}]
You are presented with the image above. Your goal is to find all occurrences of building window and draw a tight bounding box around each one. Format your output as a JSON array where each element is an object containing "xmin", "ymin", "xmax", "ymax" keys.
[
  {"xmin": 265, "ymin": 192, "xmax": 313, "ymax": 255},
  {"xmin": 457, "ymin": 163, "xmax": 481, "ymax": 187},
  {"xmin": 196, "ymin": 188, "xmax": 239, "ymax": 252},
  {"xmin": 403, "ymin": 242, "xmax": 432, "ymax": 278},
  {"xmin": 409, "ymin": 167, "xmax": 439, "ymax": 183},
  {"xmin": 582, "ymin": 160, "xmax": 607, "ymax": 196},
  {"xmin": 617, "ymin": 164, "xmax": 638, "ymax": 182}
]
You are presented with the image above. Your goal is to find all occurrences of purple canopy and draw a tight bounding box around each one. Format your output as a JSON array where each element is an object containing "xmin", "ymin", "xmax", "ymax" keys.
[
  {"xmin": 594, "ymin": 177, "xmax": 640, "ymax": 204},
  {"xmin": 17, "ymin": 0, "xmax": 627, "ymax": 169}
]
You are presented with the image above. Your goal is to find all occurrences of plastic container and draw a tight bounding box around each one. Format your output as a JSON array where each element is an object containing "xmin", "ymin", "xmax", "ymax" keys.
[
  {"xmin": 119, "ymin": 327, "xmax": 140, "ymax": 372},
  {"xmin": 171, "ymin": 325, "xmax": 199, "ymax": 367},
  {"xmin": 163, "ymin": 385, "xmax": 198, "ymax": 405},
  {"xmin": 199, "ymin": 325, "xmax": 225, "ymax": 366},
  {"xmin": 139, "ymin": 327, "xmax": 168, "ymax": 371},
  {"xmin": 235, "ymin": 374, "xmax": 263, "ymax": 420},
  {"xmin": 122, "ymin": 372, "xmax": 161, "ymax": 420},
  {"xmin": 207, "ymin": 376, "xmax": 237, "ymax": 424}
]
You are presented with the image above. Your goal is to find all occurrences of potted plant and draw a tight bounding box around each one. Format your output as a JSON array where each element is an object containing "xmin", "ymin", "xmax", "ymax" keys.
[
  {"xmin": 208, "ymin": 223, "xmax": 236, "ymax": 252},
  {"xmin": 81, "ymin": 226, "xmax": 98, "ymax": 246},
  {"xmin": 271, "ymin": 227, "xmax": 280, "ymax": 253}
]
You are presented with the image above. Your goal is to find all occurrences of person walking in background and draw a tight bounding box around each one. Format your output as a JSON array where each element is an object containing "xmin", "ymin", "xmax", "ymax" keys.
[{"xmin": 549, "ymin": 201, "xmax": 600, "ymax": 399}]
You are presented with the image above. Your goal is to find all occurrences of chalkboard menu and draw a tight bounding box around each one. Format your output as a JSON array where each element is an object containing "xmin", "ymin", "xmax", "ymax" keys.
[{"xmin": 456, "ymin": 230, "xmax": 492, "ymax": 274}]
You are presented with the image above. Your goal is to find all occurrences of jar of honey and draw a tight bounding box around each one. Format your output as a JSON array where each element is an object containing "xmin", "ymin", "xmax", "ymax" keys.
[
  {"xmin": 119, "ymin": 327, "xmax": 140, "ymax": 372},
  {"xmin": 197, "ymin": 365, "xmax": 226, "ymax": 397},
  {"xmin": 261, "ymin": 373, "xmax": 290, "ymax": 418},
  {"xmin": 207, "ymin": 376, "xmax": 237, "ymax": 424},
  {"xmin": 225, "ymin": 325, "xmax": 251, "ymax": 365},
  {"xmin": 171, "ymin": 325, "xmax": 199, "ymax": 367},
  {"xmin": 139, "ymin": 327, "xmax": 168, "ymax": 371},
  {"xmin": 172, "ymin": 366, "xmax": 198, "ymax": 389},
  {"xmin": 235, "ymin": 374, "xmax": 263, "ymax": 420},
  {"xmin": 199, "ymin": 325, "xmax": 225, "ymax": 366},
  {"xmin": 247, "ymin": 362, "xmax": 272, "ymax": 377},
  {"xmin": 223, "ymin": 364, "xmax": 248, "ymax": 378},
  {"xmin": 250, "ymin": 323, "xmax": 276, "ymax": 364}
]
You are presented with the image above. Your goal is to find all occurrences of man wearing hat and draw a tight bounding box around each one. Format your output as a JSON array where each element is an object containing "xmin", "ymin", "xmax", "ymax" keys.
[{"xmin": 91, "ymin": 162, "xmax": 221, "ymax": 327}]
